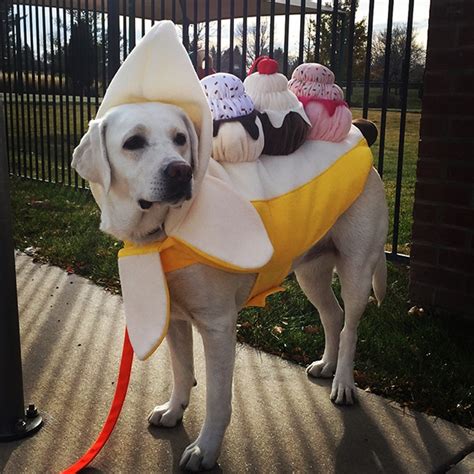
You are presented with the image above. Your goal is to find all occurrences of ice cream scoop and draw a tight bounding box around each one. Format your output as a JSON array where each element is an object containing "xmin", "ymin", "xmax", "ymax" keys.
[
  {"xmin": 289, "ymin": 63, "xmax": 352, "ymax": 142},
  {"xmin": 244, "ymin": 56, "xmax": 310, "ymax": 155},
  {"xmin": 201, "ymin": 72, "xmax": 264, "ymax": 162}
]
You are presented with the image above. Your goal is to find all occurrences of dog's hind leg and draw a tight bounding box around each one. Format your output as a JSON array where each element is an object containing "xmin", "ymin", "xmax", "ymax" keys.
[
  {"xmin": 330, "ymin": 256, "xmax": 375, "ymax": 405},
  {"xmin": 148, "ymin": 318, "xmax": 195, "ymax": 427},
  {"xmin": 295, "ymin": 252, "xmax": 343, "ymax": 378},
  {"xmin": 327, "ymin": 169, "xmax": 388, "ymax": 405}
]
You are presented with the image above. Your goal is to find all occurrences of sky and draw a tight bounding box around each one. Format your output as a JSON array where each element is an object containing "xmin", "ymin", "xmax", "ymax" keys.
[
  {"xmin": 214, "ymin": 0, "xmax": 431, "ymax": 56},
  {"xmin": 10, "ymin": 0, "xmax": 431, "ymax": 59},
  {"xmin": 357, "ymin": 0, "xmax": 430, "ymax": 45}
]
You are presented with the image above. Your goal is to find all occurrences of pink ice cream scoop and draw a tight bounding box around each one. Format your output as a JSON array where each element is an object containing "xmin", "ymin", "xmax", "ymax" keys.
[{"xmin": 288, "ymin": 63, "xmax": 352, "ymax": 142}]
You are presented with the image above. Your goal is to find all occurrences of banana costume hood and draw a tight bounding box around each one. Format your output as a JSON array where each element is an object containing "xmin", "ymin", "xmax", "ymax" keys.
[{"xmin": 73, "ymin": 21, "xmax": 373, "ymax": 361}]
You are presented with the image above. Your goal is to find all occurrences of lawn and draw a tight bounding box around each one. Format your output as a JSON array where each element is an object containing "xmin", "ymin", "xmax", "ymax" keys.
[
  {"xmin": 353, "ymin": 107, "xmax": 421, "ymax": 256},
  {"xmin": 9, "ymin": 175, "xmax": 474, "ymax": 429}
]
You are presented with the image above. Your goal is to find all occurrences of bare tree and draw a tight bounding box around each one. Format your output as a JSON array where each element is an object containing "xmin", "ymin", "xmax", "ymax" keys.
[
  {"xmin": 371, "ymin": 25, "xmax": 426, "ymax": 84},
  {"xmin": 182, "ymin": 22, "xmax": 217, "ymax": 51},
  {"xmin": 235, "ymin": 19, "xmax": 270, "ymax": 69}
]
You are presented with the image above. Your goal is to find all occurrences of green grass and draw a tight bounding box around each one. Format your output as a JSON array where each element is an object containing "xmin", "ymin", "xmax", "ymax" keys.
[
  {"xmin": 10, "ymin": 176, "xmax": 474, "ymax": 428},
  {"xmin": 10, "ymin": 179, "xmax": 121, "ymax": 291},
  {"xmin": 350, "ymin": 86, "xmax": 423, "ymax": 112},
  {"xmin": 353, "ymin": 108, "xmax": 421, "ymax": 255}
]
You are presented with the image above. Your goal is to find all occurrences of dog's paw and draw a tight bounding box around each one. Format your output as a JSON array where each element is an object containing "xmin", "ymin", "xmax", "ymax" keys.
[
  {"xmin": 306, "ymin": 359, "xmax": 336, "ymax": 378},
  {"xmin": 179, "ymin": 439, "xmax": 219, "ymax": 471},
  {"xmin": 147, "ymin": 401, "xmax": 186, "ymax": 428},
  {"xmin": 330, "ymin": 374, "xmax": 356, "ymax": 405}
]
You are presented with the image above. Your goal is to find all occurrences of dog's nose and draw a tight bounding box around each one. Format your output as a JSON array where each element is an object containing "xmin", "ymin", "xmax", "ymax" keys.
[{"xmin": 165, "ymin": 161, "xmax": 192, "ymax": 184}]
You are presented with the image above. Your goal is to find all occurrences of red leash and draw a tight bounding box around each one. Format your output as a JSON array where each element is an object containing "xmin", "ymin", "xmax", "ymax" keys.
[{"xmin": 62, "ymin": 330, "xmax": 134, "ymax": 473}]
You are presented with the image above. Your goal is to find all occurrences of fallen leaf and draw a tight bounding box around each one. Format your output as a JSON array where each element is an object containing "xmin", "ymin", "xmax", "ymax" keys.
[
  {"xmin": 272, "ymin": 325, "xmax": 284, "ymax": 335},
  {"xmin": 291, "ymin": 354, "xmax": 305, "ymax": 363},
  {"xmin": 408, "ymin": 306, "xmax": 425, "ymax": 317},
  {"xmin": 30, "ymin": 199, "xmax": 51, "ymax": 209},
  {"xmin": 239, "ymin": 321, "xmax": 253, "ymax": 330},
  {"xmin": 23, "ymin": 246, "xmax": 38, "ymax": 256}
]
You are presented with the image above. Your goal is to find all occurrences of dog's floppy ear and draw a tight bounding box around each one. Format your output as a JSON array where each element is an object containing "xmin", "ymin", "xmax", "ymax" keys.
[
  {"xmin": 72, "ymin": 119, "xmax": 111, "ymax": 193},
  {"xmin": 180, "ymin": 110, "xmax": 199, "ymax": 173}
]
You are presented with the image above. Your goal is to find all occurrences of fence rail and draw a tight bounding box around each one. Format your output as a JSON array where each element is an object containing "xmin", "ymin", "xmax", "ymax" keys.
[{"xmin": 1, "ymin": 0, "xmax": 421, "ymax": 262}]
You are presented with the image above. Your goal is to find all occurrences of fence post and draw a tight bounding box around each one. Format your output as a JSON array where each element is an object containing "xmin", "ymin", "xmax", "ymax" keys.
[
  {"xmin": 0, "ymin": 100, "xmax": 43, "ymax": 442},
  {"xmin": 107, "ymin": 0, "xmax": 120, "ymax": 84}
]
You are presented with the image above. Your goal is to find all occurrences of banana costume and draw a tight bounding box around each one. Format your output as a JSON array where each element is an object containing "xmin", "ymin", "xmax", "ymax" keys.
[{"xmin": 77, "ymin": 21, "xmax": 373, "ymax": 361}]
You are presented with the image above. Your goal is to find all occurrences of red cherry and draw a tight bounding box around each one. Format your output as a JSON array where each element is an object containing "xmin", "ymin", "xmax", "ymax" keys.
[
  {"xmin": 257, "ymin": 58, "xmax": 279, "ymax": 75},
  {"xmin": 248, "ymin": 56, "xmax": 279, "ymax": 75}
]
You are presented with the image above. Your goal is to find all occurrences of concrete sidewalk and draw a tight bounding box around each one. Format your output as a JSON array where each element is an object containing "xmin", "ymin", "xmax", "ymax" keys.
[{"xmin": 1, "ymin": 253, "xmax": 473, "ymax": 473}]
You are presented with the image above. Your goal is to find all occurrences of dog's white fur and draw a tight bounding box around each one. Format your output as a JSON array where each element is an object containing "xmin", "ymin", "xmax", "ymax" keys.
[
  {"xmin": 73, "ymin": 102, "xmax": 388, "ymax": 471},
  {"xmin": 73, "ymin": 103, "xmax": 199, "ymax": 243}
]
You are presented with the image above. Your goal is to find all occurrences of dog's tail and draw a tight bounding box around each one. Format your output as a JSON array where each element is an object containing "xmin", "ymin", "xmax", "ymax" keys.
[{"xmin": 372, "ymin": 250, "xmax": 387, "ymax": 307}]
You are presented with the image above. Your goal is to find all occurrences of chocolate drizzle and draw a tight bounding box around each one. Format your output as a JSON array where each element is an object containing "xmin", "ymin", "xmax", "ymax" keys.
[
  {"xmin": 258, "ymin": 112, "xmax": 309, "ymax": 155},
  {"xmin": 213, "ymin": 110, "xmax": 260, "ymax": 140}
]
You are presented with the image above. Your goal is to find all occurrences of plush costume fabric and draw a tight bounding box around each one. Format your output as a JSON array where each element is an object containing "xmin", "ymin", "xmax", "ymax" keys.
[
  {"xmin": 201, "ymin": 73, "xmax": 255, "ymax": 120},
  {"xmin": 201, "ymin": 73, "xmax": 264, "ymax": 162},
  {"xmin": 244, "ymin": 63, "xmax": 309, "ymax": 128},
  {"xmin": 259, "ymin": 111, "xmax": 309, "ymax": 156},
  {"xmin": 77, "ymin": 21, "xmax": 372, "ymax": 361},
  {"xmin": 212, "ymin": 111, "xmax": 260, "ymax": 139},
  {"xmin": 289, "ymin": 63, "xmax": 352, "ymax": 142},
  {"xmin": 289, "ymin": 63, "xmax": 341, "ymax": 97},
  {"xmin": 352, "ymin": 118, "xmax": 378, "ymax": 147},
  {"xmin": 244, "ymin": 58, "xmax": 310, "ymax": 155},
  {"xmin": 121, "ymin": 126, "xmax": 373, "ymax": 307},
  {"xmin": 300, "ymin": 100, "xmax": 352, "ymax": 143},
  {"xmin": 211, "ymin": 118, "xmax": 265, "ymax": 163}
]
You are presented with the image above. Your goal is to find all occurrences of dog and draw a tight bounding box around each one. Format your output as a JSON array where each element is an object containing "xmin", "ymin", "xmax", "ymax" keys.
[{"xmin": 72, "ymin": 101, "xmax": 388, "ymax": 471}]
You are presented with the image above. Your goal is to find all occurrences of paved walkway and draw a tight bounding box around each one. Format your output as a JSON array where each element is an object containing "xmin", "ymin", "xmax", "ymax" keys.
[{"xmin": 1, "ymin": 253, "xmax": 473, "ymax": 473}]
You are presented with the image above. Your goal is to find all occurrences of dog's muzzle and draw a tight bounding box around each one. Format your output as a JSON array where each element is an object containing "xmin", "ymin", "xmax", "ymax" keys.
[
  {"xmin": 138, "ymin": 161, "xmax": 193, "ymax": 210},
  {"xmin": 163, "ymin": 161, "xmax": 193, "ymax": 203},
  {"xmin": 165, "ymin": 161, "xmax": 192, "ymax": 184}
]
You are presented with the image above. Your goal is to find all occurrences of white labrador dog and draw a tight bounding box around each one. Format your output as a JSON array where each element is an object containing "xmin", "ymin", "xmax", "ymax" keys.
[{"xmin": 73, "ymin": 102, "xmax": 388, "ymax": 471}]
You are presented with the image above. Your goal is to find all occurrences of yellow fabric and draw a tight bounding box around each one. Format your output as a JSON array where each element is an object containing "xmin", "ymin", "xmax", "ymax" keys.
[
  {"xmin": 119, "ymin": 139, "xmax": 373, "ymax": 307},
  {"xmin": 118, "ymin": 236, "xmax": 265, "ymax": 274}
]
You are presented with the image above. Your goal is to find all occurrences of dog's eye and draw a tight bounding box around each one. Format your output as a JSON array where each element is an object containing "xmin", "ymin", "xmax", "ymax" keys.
[
  {"xmin": 174, "ymin": 132, "xmax": 187, "ymax": 146},
  {"xmin": 123, "ymin": 135, "xmax": 147, "ymax": 150}
]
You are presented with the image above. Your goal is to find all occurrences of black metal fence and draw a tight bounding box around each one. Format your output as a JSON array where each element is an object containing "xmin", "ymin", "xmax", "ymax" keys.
[{"xmin": 1, "ymin": 0, "xmax": 422, "ymax": 261}]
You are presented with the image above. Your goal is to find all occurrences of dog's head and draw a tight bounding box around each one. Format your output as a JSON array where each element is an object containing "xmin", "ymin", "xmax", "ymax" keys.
[{"xmin": 72, "ymin": 102, "xmax": 200, "ymax": 244}]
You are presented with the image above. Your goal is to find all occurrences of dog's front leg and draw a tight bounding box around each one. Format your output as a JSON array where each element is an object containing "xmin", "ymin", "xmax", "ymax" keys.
[
  {"xmin": 180, "ymin": 313, "xmax": 237, "ymax": 471},
  {"xmin": 149, "ymin": 318, "xmax": 195, "ymax": 427}
]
